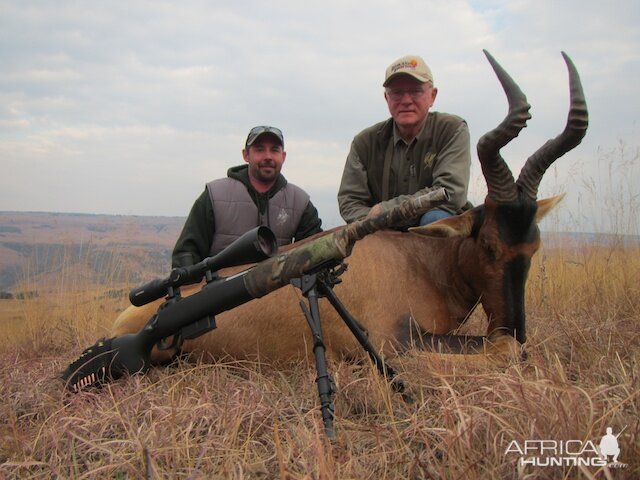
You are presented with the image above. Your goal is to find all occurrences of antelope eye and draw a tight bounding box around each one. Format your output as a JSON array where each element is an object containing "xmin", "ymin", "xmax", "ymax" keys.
[{"xmin": 481, "ymin": 238, "xmax": 499, "ymax": 261}]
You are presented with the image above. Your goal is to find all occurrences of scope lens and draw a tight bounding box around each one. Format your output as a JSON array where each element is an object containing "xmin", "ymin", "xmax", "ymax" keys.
[{"xmin": 257, "ymin": 229, "xmax": 276, "ymax": 256}]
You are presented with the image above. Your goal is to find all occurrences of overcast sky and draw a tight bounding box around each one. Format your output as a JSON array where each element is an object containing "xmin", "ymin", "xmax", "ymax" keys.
[{"xmin": 1, "ymin": 1, "xmax": 638, "ymax": 233}]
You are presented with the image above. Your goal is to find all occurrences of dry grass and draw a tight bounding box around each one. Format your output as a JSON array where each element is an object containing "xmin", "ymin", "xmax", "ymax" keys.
[{"xmin": 0, "ymin": 237, "xmax": 638, "ymax": 480}]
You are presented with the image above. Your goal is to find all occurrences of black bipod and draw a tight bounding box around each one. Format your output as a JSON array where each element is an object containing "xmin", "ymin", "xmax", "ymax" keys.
[{"xmin": 291, "ymin": 263, "xmax": 412, "ymax": 440}]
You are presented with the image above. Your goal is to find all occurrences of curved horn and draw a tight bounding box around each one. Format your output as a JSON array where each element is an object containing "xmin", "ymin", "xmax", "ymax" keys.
[
  {"xmin": 477, "ymin": 50, "xmax": 532, "ymax": 203},
  {"xmin": 517, "ymin": 52, "xmax": 589, "ymax": 200}
]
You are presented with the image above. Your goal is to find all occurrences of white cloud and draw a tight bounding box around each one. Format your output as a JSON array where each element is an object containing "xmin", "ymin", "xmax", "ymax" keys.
[{"xmin": 0, "ymin": 0, "xmax": 638, "ymax": 233}]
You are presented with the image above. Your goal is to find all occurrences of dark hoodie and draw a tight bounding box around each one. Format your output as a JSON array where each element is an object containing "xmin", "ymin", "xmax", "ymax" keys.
[{"xmin": 172, "ymin": 165, "xmax": 322, "ymax": 267}]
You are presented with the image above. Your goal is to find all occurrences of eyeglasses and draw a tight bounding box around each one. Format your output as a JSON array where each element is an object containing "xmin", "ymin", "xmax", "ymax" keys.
[{"xmin": 385, "ymin": 87, "xmax": 427, "ymax": 102}]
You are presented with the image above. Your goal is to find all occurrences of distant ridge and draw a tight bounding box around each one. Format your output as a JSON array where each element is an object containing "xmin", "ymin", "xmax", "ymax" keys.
[
  {"xmin": 0, "ymin": 211, "xmax": 186, "ymax": 293},
  {"xmin": 0, "ymin": 211, "xmax": 637, "ymax": 294}
]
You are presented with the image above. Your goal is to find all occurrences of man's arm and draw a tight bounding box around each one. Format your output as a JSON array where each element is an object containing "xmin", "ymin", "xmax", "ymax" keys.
[
  {"xmin": 171, "ymin": 190, "xmax": 215, "ymax": 267},
  {"xmin": 337, "ymin": 145, "xmax": 376, "ymax": 223}
]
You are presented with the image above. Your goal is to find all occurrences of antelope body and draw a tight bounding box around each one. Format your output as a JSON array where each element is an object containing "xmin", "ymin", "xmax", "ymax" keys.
[{"xmin": 112, "ymin": 51, "xmax": 588, "ymax": 363}]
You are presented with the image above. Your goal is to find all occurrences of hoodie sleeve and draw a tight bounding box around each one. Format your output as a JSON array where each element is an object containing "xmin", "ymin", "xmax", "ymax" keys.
[
  {"xmin": 171, "ymin": 189, "xmax": 215, "ymax": 267},
  {"xmin": 294, "ymin": 199, "xmax": 323, "ymax": 240}
]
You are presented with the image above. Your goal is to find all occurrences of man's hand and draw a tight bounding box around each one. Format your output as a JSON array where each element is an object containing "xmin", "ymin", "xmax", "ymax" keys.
[{"xmin": 367, "ymin": 204, "xmax": 382, "ymax": 217}]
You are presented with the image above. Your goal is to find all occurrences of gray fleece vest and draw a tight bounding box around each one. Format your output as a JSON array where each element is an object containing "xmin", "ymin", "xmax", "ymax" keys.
[{"xmin": 207, "ymin": 178, "xmax": 309, "ymax": 255}]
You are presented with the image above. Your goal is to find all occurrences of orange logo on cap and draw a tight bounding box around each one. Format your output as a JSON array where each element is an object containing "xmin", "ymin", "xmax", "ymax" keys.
[{"xmin": 391, "ymin": 59, "xmax": 419, "ymax": 73}]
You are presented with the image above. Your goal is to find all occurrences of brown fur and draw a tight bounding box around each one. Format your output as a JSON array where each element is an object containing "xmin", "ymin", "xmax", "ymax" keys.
[{"xmin": 111, "ymin": 197, "xmax": 561, "ymax": 364}]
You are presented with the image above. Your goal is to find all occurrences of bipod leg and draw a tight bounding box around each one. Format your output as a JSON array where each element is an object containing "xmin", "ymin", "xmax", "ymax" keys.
[
  {"xmin": 317, "ymin": 281, "xmax": 413, "ymax": 403},
  {"xmin": 292, "ymin": 274, "xmax": 336, "ymax": 440}
]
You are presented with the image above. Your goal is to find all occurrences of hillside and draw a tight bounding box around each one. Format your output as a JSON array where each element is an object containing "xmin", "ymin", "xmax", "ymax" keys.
[
  {"xmin": 0, "ymin": 211, "xmax": 186, "ymax": 295},
  {"xmin": 2, "ymin": 211, "xmax": 638, "ymax": 298}
]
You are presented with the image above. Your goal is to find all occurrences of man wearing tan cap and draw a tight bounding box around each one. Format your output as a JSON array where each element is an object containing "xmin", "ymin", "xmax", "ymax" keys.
[
  {"xmin": 172, "ymin": 126, "xmax": 322, "ymax": 267},
  {"xmin": 338, "ymin": 55, "xmax": 471, "ymax": 225}
]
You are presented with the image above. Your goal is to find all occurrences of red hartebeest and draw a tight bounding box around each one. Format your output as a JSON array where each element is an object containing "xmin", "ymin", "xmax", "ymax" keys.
[{"xmin": 112, "ymin": 50, "xmax": 588, "ymax": 363}]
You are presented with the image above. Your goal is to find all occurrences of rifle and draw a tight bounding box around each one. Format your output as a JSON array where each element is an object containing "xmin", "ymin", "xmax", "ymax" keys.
[{"xmin": 62, "ymin": 188, "xmax": 449, "ymax": 397}]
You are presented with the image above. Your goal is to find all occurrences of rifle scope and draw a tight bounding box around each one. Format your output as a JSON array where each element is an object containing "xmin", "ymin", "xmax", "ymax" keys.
[{"xmin": 128, "ymin": 226, "xmax": 277, "ymax": 307}]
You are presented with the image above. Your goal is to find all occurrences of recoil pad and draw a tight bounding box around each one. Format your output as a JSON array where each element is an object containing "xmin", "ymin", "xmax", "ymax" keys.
[{"xmin": 61, "ymin": 333, "xmax": 152, "ymax": 392}]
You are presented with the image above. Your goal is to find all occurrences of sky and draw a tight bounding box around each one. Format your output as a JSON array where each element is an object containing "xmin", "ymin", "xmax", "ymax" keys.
[{"xmin": 1, "ymin": 0, "xmax": 639, "ymax": 233}]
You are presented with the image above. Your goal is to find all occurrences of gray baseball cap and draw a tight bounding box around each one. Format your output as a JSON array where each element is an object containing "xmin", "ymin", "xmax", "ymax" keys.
[{"xmin": 245, "ymin": 126, "xmax": 284, "ymax": 147}]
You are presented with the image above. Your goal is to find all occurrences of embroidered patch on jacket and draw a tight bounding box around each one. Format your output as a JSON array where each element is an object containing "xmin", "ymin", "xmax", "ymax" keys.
[{"xmin": 423, "ymin": 153, "xmax": 436, "ymax": 168}]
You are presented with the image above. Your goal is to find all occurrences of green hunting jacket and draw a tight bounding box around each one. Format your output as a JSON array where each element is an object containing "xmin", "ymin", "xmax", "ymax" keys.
[{"xmin": 338, "ymin": 113, "xmax": 472, "ymax": 223}]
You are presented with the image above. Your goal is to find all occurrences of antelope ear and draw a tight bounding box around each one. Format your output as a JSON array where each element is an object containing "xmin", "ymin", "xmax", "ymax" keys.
[
  {"xmin": 536, "ymin": 194, "xmax": 565, "ymax": 222},
  {"xmin": 409, "ymin": 211, "xmax": 474, "ymax": 238}
]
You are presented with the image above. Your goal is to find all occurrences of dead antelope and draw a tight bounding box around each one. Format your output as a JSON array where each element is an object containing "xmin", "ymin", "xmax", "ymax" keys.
[{"xmin": 110, "ymin": 50, "xmax": 588, "ymax": 365}]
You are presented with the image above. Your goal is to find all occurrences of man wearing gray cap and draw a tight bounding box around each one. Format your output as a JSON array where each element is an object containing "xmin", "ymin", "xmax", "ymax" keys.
[
  {"xmin": 172, "ymin": 126, "xmax": 322, "ymax": 267},
  {"xmin": 338, "ymin": 55, "xmax": 471, "ymax": 225}
]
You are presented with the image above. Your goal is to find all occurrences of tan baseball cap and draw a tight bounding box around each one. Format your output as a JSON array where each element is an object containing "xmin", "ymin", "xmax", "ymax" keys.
[{"xmin": 383, "ymin": 55, "xmax": 433, "ymax": 87}]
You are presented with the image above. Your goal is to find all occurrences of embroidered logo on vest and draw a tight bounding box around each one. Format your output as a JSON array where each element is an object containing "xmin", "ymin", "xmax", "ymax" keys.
[{"xmin": 276, "ymin": 208, "xmax": 290, "ymax": 226}]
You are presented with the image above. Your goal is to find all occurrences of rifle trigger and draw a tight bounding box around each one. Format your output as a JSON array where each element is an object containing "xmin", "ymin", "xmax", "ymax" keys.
[{"xmin": 157, "ymin": 334, "xmax": 182, "ymax": 351}]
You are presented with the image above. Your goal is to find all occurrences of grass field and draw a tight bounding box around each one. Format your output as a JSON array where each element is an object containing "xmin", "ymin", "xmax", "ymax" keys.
[{"xmin": 0, "ymin": 232, "xmax": 638, "ymax": 479}]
